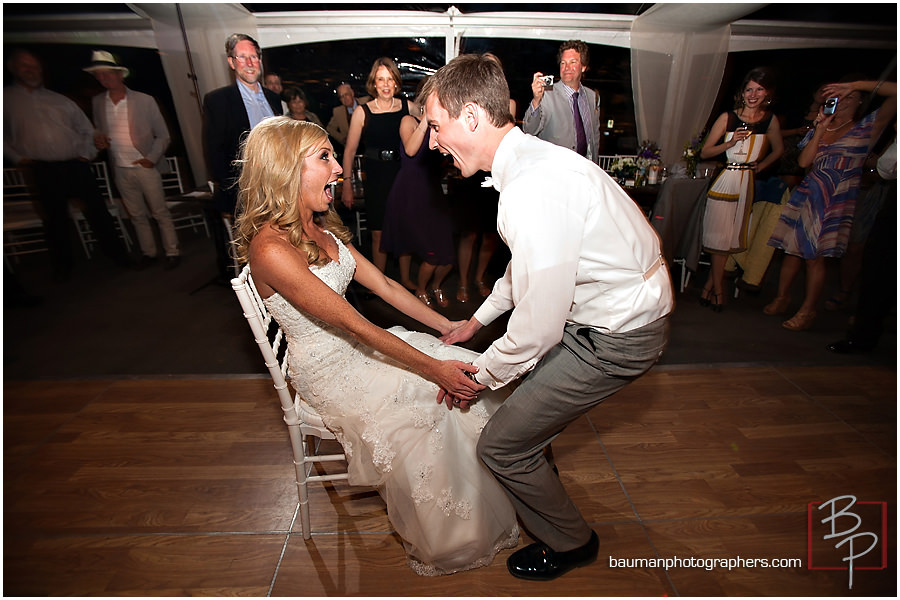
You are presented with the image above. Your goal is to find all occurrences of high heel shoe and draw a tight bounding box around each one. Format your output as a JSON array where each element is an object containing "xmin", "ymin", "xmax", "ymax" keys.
[
  {"xmin": 710, "ymin": 293, "xmax": 725, "ymax": 313},
  {"xmin": 456, "ymin": 286, "xmax": 470, "ymax": 303},
  {"xmin": 825, "ymin": 289, "xmax": 851, "ymax": 311},
  {"xmin": 782, "ymin": 310, "xmax": 816, "ymax": 331},
  {"xmin": 416, "ymin": 291, "xmax": 433, "ymax": 307},
  {"xmin": 475, "ymin": 280, "xmax": 491, "ymax": 297},
  {"xmin": 431, "ymin": 288, "xmax": 449, "ymax": 308},
  {"xmin": 699, "ymin": 288, "xmax": 712, "ymax": 307},
  {"xmin": 763, "ymin": 296, "xmax": 791, "ymax": 316}
]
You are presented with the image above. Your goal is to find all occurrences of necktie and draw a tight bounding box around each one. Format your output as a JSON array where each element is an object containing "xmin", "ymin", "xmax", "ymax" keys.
[{"xmin": 573, "ymin": 91, "xmax": 587, "ymax": 157}]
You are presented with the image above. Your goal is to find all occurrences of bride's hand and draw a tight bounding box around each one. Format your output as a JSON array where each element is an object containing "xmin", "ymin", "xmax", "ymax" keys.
[{"xmin": 440, "ymin": 317, "xmax": 481, "ymax": 345}]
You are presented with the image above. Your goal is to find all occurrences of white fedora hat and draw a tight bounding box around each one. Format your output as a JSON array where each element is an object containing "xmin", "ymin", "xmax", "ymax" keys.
[{"xmin": 83, "ymin": 50, "xmax": 129, "ymax": 77}]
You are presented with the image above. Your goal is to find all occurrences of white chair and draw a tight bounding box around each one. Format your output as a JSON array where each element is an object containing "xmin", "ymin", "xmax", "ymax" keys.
[
  {"xmin": 3, "ymin": 168, "xmax": 47, "ymax": 269},
  {"xmin": 221, "ymin": 215, "xmax": 241, "ymax": 278},
  {"xmin": 163, "ymin": 156, "xmax": 210, "ymax": 237},
  {"xmin": 231, "ymin": 265, "xmax": 349, "ymax": 539},
  {"xmin": 598, "ymin": 154, "xmax": 638, "ymax": 172},
  {"xmin": 69, "ymin": 161, "xmax": 133, "ymax": 258}
]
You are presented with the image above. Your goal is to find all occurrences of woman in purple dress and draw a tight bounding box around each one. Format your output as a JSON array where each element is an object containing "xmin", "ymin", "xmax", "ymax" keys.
[
  {"xmin": 766, "ymin": 78, "xmax": 896, "ymax": 331},
  {"xmin": 381, "ymin": 79, "xmax": 456, "ymax": 307}
]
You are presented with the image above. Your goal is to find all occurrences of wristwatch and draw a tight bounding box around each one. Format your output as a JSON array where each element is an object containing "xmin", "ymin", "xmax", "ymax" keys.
[{"xmin": 464, "ymin": 368, "xmax": 480, "ymax": 384}]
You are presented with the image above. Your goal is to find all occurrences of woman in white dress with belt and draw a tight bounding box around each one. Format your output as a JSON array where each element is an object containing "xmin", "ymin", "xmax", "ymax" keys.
[{"xmin": 699, "ymin": 68, "xmax": 784, "ymax": 311}]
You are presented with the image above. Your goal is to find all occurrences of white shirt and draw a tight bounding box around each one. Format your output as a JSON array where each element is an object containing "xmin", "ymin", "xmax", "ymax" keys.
[
  {"xmin": 105, "ymin": 93, "xmax": 144, "ymax": 167},
  {"xmin": 877, "ymin": 139, "xmax": 896, "ymax": 180},
  {"xmin": 3, "ymin": 83, "xmax": 97, "ymax": 163},
  {"xmin": 471, "ymin": 128, "xmax": 674, "ymax": 389}
]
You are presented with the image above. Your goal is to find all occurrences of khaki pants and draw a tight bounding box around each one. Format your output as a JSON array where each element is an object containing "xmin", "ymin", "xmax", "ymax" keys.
[{"xmin": 115, "ymin": 165, "xmax": 179, "ymax": 257}]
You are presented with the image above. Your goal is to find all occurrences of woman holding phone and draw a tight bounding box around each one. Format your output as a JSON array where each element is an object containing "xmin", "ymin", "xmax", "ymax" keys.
[
  {"xmin": 698, "ymin": 67, "xmax": 784, "ymax": 312},
  {"xmin": 765, "ymin": 77, "xmax": 896, "ymax": 331}
]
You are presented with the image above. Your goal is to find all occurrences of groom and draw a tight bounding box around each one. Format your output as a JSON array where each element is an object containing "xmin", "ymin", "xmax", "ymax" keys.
[{"xmin": 425, "ymin": 54, "xmax": 674, "ymax": 581}]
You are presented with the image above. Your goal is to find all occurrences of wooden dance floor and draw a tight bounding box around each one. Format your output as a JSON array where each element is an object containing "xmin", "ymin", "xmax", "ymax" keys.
[{"xmin": 4, "ymin": 364, "xmax": 895, "ymax": 596}]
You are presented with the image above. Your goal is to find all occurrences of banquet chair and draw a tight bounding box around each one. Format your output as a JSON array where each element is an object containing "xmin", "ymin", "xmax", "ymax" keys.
[
  {"xmin": 162, "ymin": 156, "xmax": 210, "ymax": 237},
  {"xmin": 69, "ymin": 161, "xmax": 133, "ymax": 258},
  {"xmin": 231, "ymin": 265, "xmax": 349, "ymax": 539},
  {"xmin": 221, "ymin": 215, "xmax": 242, "ymax": 278},
  {"xmin": 3, "ymin": 168, "xmax": 47, "ymax": 269}
]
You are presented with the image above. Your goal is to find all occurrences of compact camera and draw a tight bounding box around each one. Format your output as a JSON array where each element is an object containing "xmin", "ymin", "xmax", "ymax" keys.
[
  {"xmin": 823, "ymin": 96, "xmax": 839, "ymax": 115},
  {"xmin": 538, "ymin": 75, "xmax": 555, "ymax": 88}
]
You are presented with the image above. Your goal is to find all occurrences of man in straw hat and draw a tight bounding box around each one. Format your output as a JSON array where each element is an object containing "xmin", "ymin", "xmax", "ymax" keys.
[
  {"xmin": 85, "ymin": 50, "xmax": 181, "ymax": 270},
  {"xmin": 3, "ymin": 48, "xmax": 130, "ymax": 279}
]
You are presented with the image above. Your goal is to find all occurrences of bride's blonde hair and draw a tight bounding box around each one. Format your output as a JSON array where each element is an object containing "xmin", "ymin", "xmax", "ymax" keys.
[{"xmin": 233, "ymin": 117, "xmax": 352, "ymax": 266}]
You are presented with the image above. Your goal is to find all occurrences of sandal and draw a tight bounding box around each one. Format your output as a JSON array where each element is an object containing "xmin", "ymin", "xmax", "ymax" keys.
[
  {"xmin": 782, "ymin": 310, "xmax": 816, "ymax": 331},
  {"xmin": 475, "ymin": 280, "xmax": 491, "ymax": 297},
  {"xmin": 825, "ymin": 290, "xmax": 851, "ymax": 311},
  {"xmin": 763, "ymin": 295, "xmax": 791, "ymax": 316},
  {"xmin": 431, "ymin": 288, "xmax": 449, "ymax": 308},
  {"xmin": 456, "ymin": 286, "xmax": 470, "ymax": 303},
  {"xmin": 416, "ymin": 291, "xmax": 433, "ymax": 307}
]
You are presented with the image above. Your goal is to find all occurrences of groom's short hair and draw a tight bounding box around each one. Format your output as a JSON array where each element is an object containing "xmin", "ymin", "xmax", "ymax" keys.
[{"xmin": 421, "ymin": 54, "xmax": 514, "ymax": 128}]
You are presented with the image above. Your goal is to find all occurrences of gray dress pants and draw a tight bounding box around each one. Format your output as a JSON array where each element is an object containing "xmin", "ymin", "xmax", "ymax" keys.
[{"xmin": 477, "ymin": 315, "xmax": 670, "ymax": 551}]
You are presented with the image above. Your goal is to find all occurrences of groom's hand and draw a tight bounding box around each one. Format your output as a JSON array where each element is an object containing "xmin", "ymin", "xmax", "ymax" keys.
[{"xmin": 440, "ymin": 317, "xmax": 483, "ymax": 346}]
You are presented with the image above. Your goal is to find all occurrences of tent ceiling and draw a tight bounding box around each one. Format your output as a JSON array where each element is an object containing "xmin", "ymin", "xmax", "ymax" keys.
[{"xmin": 3, "ymin": 4, "xmax": 895, "ymax": 51}]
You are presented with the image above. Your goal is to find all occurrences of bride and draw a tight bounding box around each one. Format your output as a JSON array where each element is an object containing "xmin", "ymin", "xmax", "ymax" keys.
[{"xmin": 232, "ymin": 117, "xmax": 519, "ymax": 575}]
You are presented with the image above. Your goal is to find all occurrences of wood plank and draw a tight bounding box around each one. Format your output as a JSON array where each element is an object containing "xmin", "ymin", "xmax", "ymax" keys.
[{"xmin": 3, "ymin": 368, "xmax": 895, "ymax": 596}]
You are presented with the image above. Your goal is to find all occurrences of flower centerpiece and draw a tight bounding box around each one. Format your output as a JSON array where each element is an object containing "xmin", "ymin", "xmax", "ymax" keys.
[
  {"xmin": 682, "ymin": 132, "xmax": 704, "ymax": 178},
  {"xmin": 636, "ymin": 140, "xmax": 662, "ymax": 184},
  {"xmin": 609, "ymin": 157, "xmax": 638, "ymax": 184},
  {"xmin": 636, "ymin": 140, "xmax": 661, "ymax": 171}
]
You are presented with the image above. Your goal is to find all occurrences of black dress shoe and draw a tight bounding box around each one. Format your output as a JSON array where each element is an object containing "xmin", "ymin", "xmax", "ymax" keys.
[
  {"xmin": 507, "ymin": 530, "xmax": 599, "ymax": 581},
  {"xmin": 827, "ymin": 339, "xmax": 875, "ymax": 354},
  {"xmin": 164, "ymin": 256, "xmax": 182, "ymax": 270}
]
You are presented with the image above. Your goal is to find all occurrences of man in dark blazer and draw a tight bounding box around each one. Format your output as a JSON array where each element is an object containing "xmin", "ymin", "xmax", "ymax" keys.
[{"xmin": 203, "ymin": 33, "xmax": 281, "ymax": 280}]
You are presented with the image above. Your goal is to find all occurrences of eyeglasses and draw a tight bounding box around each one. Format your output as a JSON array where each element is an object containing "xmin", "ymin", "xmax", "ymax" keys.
[{"xmin": 232, "ymin": 55, "xmax": 260, "ymax": 64}]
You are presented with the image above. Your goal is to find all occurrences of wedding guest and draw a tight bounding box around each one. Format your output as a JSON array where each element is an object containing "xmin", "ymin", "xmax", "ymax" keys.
[
  {"xmin": 3, "ymin": 48, "xmax": 130, "ymax": 279},
  {"xmin": 765, "ymin": 77, "xmax": 896, "ymax": 331},
  {"xmin": 263, "ymin": 72, "xmax": 289, "ymax": 115},
  {"xmin": 340, "ymin": 57, "xmax": 418, "ymax": 274},
  {"xmin": 379, "ymin": 78, "xmax": 455, "ymax": 307},
  {"xmin": 523, "ymin": 40, "xmax": 600, "ymax": 163},
  {"xmin": 85, "ymin": 50, "xmax": 181, "ymax": 270},
  {"xmin": 203, "ymin": 33, "xmax": 282, "ymax": 281},
  {"xmin": 698, "ymin": 67, "xmax": 783, "ymax": 311},
  {"xmin": 283, "ymin": 86, "xmax": 323, "ymax": 127},
  {"xmin": 326, "ymin": 83, "xmax": 370, "ymax": 151}
]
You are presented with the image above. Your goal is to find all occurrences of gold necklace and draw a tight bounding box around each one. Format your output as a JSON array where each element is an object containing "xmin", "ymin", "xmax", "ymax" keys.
[
  {"xmin": 826, "ymin": 120, "xmax": 852, "ymax": 132},
  {"xmin": 374, "ymin": 97, "xmax": 394, "ymax": 112}
]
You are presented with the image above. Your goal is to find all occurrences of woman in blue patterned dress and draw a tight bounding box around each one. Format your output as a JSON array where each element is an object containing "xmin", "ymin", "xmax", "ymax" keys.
[{"xmin": 765, "ymin": 79, "xmax": 896, "ymax": 331}]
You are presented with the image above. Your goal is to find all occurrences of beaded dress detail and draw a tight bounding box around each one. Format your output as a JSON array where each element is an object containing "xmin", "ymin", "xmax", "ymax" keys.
[{"xmin": 262, "ymin": 232, "xmax": 518, "ymax": 575}]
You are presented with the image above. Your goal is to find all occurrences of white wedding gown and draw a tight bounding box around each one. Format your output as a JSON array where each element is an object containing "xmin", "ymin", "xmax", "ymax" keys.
[{"xmin": 262, "ymin": 232, "xmax": 519, "ymax": 576}]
